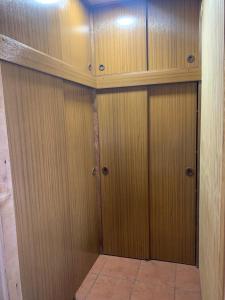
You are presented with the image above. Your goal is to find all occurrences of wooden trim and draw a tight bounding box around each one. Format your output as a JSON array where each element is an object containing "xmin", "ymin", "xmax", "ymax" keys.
[
  {"xmin": 196, "ymin": 81, "xmax": 201, "ymax": 267},
  {"xmin": 96, "ymin": 68, "xmax": 201, "ymax": 89},
  {"xmin": 0, "ymin": 35, "xmax": 96, "ymax": 88},
  {"xmin": 0, "ymin": 35, "xmax": 201, "ymax": 90},
  {"xmin": 92, "ymin": 95, "xmax": 103, "ymax": 253}
]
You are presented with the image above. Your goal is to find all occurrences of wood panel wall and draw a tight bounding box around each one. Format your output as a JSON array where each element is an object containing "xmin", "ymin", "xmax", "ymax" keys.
[
  {"xmin": 0, "ymin": 0, "xmax": 91, "ymax": 74},
  {"xmin": 199, "ymin": 0, "xmax": 225, "ymax": 300},
  {"xmin": 2, "ymin": 63, "xmax": 73, "ymax": 300},
  {"xmin": 64, "ymin": 82, "xmax": 99, "ymax": 290},
  {"xmin": 0, "ymin": 62, "xmax": 99, "ymax": 300}
]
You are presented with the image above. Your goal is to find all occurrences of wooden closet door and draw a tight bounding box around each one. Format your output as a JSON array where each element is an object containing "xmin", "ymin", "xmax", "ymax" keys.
[
  {"xmin": 149, "ymin": 83, "xmax": 197, "ymax": 265},
  {"xmin": 97, "ymin": 88, "xmax": 149, "ymax": 259}
]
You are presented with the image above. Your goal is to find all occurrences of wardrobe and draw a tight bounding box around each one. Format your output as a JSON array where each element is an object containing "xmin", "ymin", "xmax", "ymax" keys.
[
  {"xmin": 0, "ymin": 0, "xmax": 224, "ymax": 300},
  {"xmin": 92, "ymin": 0, "xmax": 199, "ymax": 265}
]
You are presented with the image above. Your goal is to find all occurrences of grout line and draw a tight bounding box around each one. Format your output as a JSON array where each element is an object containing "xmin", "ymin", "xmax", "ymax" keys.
[
  {"xmin": 84, "ymin": 271, "xmax": 100, "ymax": 300},
  {"xmin": 97, "ymin": 254, "xmax": 108, "ymax": 275},
  {"xmin": 90, "ymin": 255, "xmax": 108, "ymax": 275},
  {"xmin": 82, "ymin": 255, "xmax": 108, "ymax": 300},
  {"xmin": 174, "ymin": 264, "xmax": 178, "ymax": 300},
  {"xmin": 129, "ymin": 260, "xmax": 142, "ymax": 300},
  {"xmin": 100, "ymin": 257, "xmax": 142, "ymax": 284},
  {"xmin": 94, "ymin": 272, "xmax": 137, "ymax": 282}
]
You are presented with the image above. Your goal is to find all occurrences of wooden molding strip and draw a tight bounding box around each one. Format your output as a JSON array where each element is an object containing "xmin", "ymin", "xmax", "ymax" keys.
[
  {"xmin": 0, "ymin": 35, "xmax": 96, "ymax": 88},
  {"xmin": 96, "ymin": 68, "xmax": 201, "ymax": 89},
  {"xmin": 0, "ymin": 35, "xmax": 201, "ymax": 90}
]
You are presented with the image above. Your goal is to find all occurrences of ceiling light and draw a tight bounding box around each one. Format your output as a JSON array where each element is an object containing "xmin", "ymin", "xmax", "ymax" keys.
[{"xmin": 116, "ymin": 16, "xmax": 136, "ymax": 27}]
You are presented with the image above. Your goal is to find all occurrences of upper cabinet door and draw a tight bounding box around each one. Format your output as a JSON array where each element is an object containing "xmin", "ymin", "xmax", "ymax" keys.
[
  {"xmin": 92, "ymin": 0, "xmax": 147, "ymax": 75},
  {"xmin": 148, "ymin": 0, "xmax": 201, "ymax": 71}
]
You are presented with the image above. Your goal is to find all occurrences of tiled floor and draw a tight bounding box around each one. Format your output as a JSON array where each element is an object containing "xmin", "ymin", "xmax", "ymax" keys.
[{"xmin": 76, "ymin": 255, "xmax": 201, "ymax": 300}]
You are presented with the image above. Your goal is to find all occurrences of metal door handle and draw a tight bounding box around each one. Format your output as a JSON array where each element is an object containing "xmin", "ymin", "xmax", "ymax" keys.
[
  {"xmin": 185, "ymin": 168, "xmax": 194, "ymax": 177},
  {"xmin": 102, "ymin": 167, "xmax": 109, "ymax": 176}
]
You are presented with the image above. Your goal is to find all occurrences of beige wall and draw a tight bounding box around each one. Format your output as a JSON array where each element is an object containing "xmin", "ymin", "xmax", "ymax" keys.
[{"xmin": 199, "ymin": 0, "xmax": 225, "ymax": 299}]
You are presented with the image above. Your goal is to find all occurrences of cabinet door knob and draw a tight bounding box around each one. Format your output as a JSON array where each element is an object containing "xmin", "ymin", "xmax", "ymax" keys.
[
  {"xmin": 99, "ymin": 64, "xmax": 105, "ymax": 71},
  {"xmin": 102, "ymin": 166, "xmax": 109, "ymax": 176},
  {"xmin": 185, "ymin": 168, "xmax": 194, "ymax": 177},
  {"xmin": 187, "ymin": 54, "xmax": 195, "ymax": 63}
]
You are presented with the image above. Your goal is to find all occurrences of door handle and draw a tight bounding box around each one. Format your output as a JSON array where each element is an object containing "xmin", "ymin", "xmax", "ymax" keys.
[
  {"xmin": 185, "ymin": 168, "xmax": 194, "ymax": 177},
  {"xmin": 102, "ymin": 166, "xmax": 109, "ymax": 176}
]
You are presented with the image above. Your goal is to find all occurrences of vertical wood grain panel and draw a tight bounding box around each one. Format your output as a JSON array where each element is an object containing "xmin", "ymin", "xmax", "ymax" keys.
[
  {"xmin": 1, "ymin": 63, "xmax": 73, "ymax": 300},
  {"xmin": 0, "ymin": 0, "xmax": 62, "ymax": 59},
  {"xmin": 97, "ymin": 88, "xmax": 149, "ymax": 259},
  {"xmin": 150, "ymin": 83, "xmax": 197, "ymax": 265},
  {"xmin": 59, "ymin": 0, "xmax": 91, "ymax": 74},
  {"xmin": 200, "ymin": 0, "xmax": 225, "ymax": 299},
  {"xmin": 1, "ymin": 62, "xmax": 100, "ymax": 299},
  {"xmin": 148, "ymin": 0, "xmax": 200, "ymax": 71},
  {"xmin": 92, "ymin": 0, "xmax": 147, "ymax": 75},
  {"xmin": 63, "ymin": 81, "xmax": 99, "ymax": 291},
  {"xmin": 0, "ymin": 0, "xmax": 91, "ymax": 72}
]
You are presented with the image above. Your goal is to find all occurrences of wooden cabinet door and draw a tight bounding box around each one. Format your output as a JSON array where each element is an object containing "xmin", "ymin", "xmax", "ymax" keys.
[
  {"xmin": 92, "ymin": 0, "xmax": 147, "ymax": 75},
  {"xmin": 149, "ymin": 83, "xmax": 197, "ymax": 265},
  {"xmin": 148, "ymin": 0, "xmax": 200, "ymax": 71},
  {"xmin": 97, "ymin": 88, "xmax": 149, "ymax": 259}
]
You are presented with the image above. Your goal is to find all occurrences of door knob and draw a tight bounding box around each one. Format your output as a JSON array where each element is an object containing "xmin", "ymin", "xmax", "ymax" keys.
[
  {"xmin": 102, "ymin": 167, "xmax": 109, "ymax": 176},
  {"xmin": 185, "ymin": 168, "xmax": 194, "ymax": 177},
  {"xmin": 99, "ymin": 64, "xmax": 105, "ymax": 71}
]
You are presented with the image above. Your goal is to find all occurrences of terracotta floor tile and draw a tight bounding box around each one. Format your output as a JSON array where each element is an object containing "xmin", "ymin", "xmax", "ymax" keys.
[
  {"xmin": 176, "ymin": 265, "xmax": 201, "ymax": 292},
  {"xmin": 76, "ymin": 257, "xmax": 202, "ymax": 300},
  {"xmin": 90, "ymin": 255, "xmax": 107, "ymax": 274},
  {"xmin": 131, "ymin": 281, "xmax": 175, "ymax": 300},
  {"xmin": 86, "ymin": 274, "xmax": 133, "ymax": 300},
  {"xmin": 175, "ymin": 289, "xmax": 202, "ymax": 300},
  {"xmin": 101, "ymin": 256, "xmax": 140, "ymax": 282},
  {"xmin": 137, "ymin": 260, "xmax": 176, "ymax": 287},
  {"xmin": 76, "ymin": 273, "xmax": 98, "ymax": 300}
]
